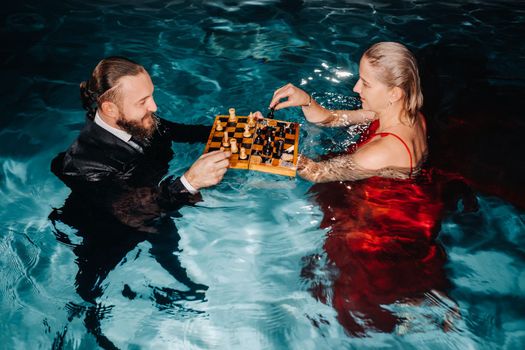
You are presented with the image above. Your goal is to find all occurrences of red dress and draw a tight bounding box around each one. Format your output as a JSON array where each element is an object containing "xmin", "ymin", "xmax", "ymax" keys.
[{"xmin": 306, "ymin": 119, "xmax": 451, "ymax": 336}]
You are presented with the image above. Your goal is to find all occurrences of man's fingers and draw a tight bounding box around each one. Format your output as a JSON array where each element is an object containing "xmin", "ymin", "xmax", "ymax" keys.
[
  {"xmin": 215, "ymin": 158, "xmax": 230, "ymax": 169},
  {"xmin": 202, "ymin": 150, "xmax": 230, "ymax": 161},
  {"xmin": 216, "ymin": 167, "xmax": 228, "ymax": 176},
  {"xmin": 200, "ymin": 150, "xmax": 222, "ymax": 159}
]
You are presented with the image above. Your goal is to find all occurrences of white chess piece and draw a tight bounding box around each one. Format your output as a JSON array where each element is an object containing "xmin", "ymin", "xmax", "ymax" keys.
[
  {"xmin": 229, "ymin": 138, "xmax": 238, "ymax": 153},
  {"xmin": 243, "ymin": 124, "xmax": 251, "ymax": 138},
  {"xmin": 228, "ymin": 108, "xmax": 236, "ymax": 122},
  {"xmin": 215, "ymin": 119, "xmax": 223, "ymax": 131}
]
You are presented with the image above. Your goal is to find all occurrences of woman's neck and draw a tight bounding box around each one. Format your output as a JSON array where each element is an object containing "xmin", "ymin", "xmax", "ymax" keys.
[{"xmin": 377, "ymin": 103, "xmax": 405, "ymax": 131}]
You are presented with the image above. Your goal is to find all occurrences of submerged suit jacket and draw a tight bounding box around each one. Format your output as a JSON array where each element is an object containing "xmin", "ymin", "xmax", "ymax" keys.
[{"xmin": 51, "ymin": 116, "xmax": 209, "ymax": 232}]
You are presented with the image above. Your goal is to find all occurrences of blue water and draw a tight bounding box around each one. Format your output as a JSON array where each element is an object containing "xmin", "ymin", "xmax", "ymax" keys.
[{"xmin": 1, "ymin": 1, "xmax": 524, "ymax": 349}]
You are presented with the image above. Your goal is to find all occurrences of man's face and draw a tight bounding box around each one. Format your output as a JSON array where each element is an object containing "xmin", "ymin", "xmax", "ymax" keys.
[{"xmin": 115, "ymin": 71, "xmax": 158, "ymax": 140}]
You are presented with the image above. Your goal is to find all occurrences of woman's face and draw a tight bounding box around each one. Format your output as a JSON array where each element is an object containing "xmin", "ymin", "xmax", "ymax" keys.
[{"xmin": 353, "ymin": 57, "xmax": 392, "ymax": 114}]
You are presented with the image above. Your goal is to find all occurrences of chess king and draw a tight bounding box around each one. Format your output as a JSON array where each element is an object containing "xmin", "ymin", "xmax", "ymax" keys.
[{"xmin": 51, "ymin": 56, "xmax": 232, "ymax": 231}]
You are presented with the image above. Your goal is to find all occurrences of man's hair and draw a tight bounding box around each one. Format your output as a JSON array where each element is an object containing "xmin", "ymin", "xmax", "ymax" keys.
[
  {"xmin": 363, "ymin": 42, "xmax": 423, "ymax": 124},
  {"xmin": 79, "ymin": 56, "xmax": 145, "ymax": 119}
]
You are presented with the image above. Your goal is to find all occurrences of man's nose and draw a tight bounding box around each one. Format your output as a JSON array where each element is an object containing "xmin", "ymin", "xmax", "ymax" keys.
[{"xmin": 148, "ymin": 98, "xmax": 158, "ymax": 112}]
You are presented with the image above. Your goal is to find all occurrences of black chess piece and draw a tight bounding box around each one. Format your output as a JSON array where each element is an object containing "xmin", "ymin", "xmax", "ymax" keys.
[
  {"xmin": 267, "ymin": 107, "xmax": 275, "ymax": 119},
  {"xmin": 263, "ymin": 141, "xmax": 273, "ymax": 156},
  {"xmin": 275, "ymin": 139, "xmax": 284, "ymax": 158},
  {"xmin": 254, "ymin": 134, "xmax": 264, "ymax": 145}
]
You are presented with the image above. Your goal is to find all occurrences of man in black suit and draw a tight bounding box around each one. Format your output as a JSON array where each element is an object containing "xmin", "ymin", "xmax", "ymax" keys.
[{"xmin": 49, "ymin": 57, "xmax": 229, "ymax": 349}]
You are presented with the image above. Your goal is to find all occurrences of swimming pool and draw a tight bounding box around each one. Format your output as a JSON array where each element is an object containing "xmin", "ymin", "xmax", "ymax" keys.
[{"xmin": 1, "ymin": 0, "xmax": 524, "ymax": 349}]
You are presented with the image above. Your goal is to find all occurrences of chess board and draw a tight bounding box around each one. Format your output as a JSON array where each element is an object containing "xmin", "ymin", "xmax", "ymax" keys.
[{"xmin": 203, "ymin": 110, "xmax": 300, "ymax": 176}]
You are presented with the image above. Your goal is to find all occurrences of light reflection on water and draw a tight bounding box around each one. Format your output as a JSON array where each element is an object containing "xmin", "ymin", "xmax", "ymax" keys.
[{"xmin": 1, "ymin": 0, "xmax": 524, "ymax": 349}]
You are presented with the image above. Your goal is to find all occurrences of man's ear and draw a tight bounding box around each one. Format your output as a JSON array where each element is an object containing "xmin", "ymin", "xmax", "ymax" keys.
[
  {"xmin": 100, "ymin": 100, "xmax": 119, "ymax": 119},
  {"xmin": 390, "ymin": 86, "xmax": 404, "ymax": 104}
]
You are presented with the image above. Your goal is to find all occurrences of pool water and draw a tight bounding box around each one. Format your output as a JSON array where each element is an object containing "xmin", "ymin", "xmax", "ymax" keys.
[{"xmin": 1, "ymin": 1, "xmax": 524, "ymax": 349}]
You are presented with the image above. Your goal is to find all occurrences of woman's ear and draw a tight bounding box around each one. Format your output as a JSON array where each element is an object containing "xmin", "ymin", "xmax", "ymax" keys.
[
  {"xmin": 390, "ymin": 86, "xmax": 404, "ymax": 104},
  {"xmin": 100, "ymin": 100, "xmax": 119, "ymax": 119}
]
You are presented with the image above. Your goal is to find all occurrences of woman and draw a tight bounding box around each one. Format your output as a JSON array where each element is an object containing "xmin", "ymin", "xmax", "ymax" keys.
[
  {"xmin": 271, "ymin": 42, "xmax": 456, "ymax": 335},
  {"xmin": 270, "ymin": 41, "xmax": 427, "ymax": 182}
]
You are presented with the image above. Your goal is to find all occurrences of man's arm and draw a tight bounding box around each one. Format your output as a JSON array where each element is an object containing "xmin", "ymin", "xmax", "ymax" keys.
[{"xmin": 51, "ymin": 153, "xmax": 202, "ymax": 233}]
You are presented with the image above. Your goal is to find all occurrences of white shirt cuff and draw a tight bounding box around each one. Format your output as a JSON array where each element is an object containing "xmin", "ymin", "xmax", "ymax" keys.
[{"xmin": 180, "ymin": 174, "xmax": 199, "ymax": 194}]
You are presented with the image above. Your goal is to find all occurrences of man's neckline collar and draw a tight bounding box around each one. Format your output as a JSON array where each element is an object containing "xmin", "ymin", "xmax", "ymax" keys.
[{"xmin": 94, "ymin": 110, "xmax": 132, "ymax": 143}]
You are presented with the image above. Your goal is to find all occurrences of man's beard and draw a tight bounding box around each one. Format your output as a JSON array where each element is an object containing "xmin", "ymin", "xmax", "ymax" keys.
[{"xmin": 116, "ymin": 112, "xmax": 159, "ymax": 141}]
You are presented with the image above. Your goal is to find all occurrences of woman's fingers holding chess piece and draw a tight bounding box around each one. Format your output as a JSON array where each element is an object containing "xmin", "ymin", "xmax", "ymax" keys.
[
  {"xmin": 184, "ymin": 150, "xmax": 231, "ymax": 190},
  {"xmin": 269, "ymin": 83, "xmax": 310, "ymax": 111}
]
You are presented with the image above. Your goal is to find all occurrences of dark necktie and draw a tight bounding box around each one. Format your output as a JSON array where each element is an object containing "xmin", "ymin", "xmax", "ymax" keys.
[{"xmin": 129, "ymin": 136, "xmax": 146, "ymax": 153}]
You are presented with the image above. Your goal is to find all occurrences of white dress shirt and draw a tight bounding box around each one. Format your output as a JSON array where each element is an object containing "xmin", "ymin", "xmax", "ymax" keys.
[{"xmin": 94, "ymin": 111, "xmax": 198, "ymax": 194}]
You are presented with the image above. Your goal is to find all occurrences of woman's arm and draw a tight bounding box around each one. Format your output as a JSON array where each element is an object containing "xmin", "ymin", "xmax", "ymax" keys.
[
  {"xmin": 312, "ymin": 108, "xmax": 376, "ymax": 127},
  {"xmin": 269, "ymin": 83, "xmax": 375, "ymax": 126},
  {"xmin": 297, "ymin": 139, "xmax": 410, "ymax": 182}
]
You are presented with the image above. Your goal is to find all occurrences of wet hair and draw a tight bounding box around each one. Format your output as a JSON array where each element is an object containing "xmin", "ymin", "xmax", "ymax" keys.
[
  {"xmin": 79, "ymin": 56, "xmax": 145, "ymax": 119},
  {"xmin": 363, "ymin": 42, "xmax": 423, "ymax": 124}
]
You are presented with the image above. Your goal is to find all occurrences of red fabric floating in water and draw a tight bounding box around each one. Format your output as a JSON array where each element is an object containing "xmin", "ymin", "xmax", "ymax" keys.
[{"xmin": 305, "ymin": 120, "xmax": 467, "ymax": 336}]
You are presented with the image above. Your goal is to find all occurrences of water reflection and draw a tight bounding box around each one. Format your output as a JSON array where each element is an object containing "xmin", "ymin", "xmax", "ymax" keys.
[
  {"xmin": 48, "ymin": 191, "xmax": 207, "ymax": 348},
  {"xmin": 302, "ymin": 173, "xmax": 469, "ymax": 336}
]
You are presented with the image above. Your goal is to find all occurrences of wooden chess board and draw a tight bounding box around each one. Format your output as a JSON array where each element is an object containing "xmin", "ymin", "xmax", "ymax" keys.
[{"xmin": 203, "ymin": 110, "xmax": 300, "ymax": 176}]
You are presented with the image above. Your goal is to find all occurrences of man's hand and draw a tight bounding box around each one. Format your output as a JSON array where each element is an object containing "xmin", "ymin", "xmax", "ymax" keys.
[{"xmin": 184, "ymin": 150, "xmax": 231, "ymax": 190}]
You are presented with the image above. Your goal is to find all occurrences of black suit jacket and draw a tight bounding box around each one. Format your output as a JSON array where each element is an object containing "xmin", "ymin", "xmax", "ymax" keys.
[{"xmin": 51, "ymin": 116, "xmax": 210, "ymax": 232}]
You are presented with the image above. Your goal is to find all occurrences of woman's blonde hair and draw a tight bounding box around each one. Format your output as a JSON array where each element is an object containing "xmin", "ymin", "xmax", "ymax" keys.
[{"xmin": 363, "ymin": 42, "xmax": 423, "ymax": 124}]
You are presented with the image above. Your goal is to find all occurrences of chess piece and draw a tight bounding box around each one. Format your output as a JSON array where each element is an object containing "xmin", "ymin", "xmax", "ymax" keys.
[
  {"xmin": 263, "ymin": 141, "xmax": 273, "ymax": 156},
  {"xmin": 228, "ymin": 108, "xmax": 236, "ymax": 122},
  {"xmin": 275, "ymin": 139, "xmax": 284, "ymax": 158},
  {"xmin": 248, "ymin": 112, "xmax": 256, "ymax": 128},
  {"xmin": 243, "ymin": 124, "xmax": 251, "ymax": 138},
  {"xmin": 222, "ymin": 131, "xmax": 229, "ymax": 147},
  {"xmin": 254, "ymin": 134, "xmax": 264, "ymax": 145},
  {"xmin": 276, "ymin": 125, "xmax": 285, "ymax": 138},
  {"xmin": 215, "ymin": 119, "xmax": 223, "ymax": 131},
  {"xmin": 239, "ymin": 147, "xmax": 247, "ymax": 160},
  {"xmin": 267, "ymin": 107, "xmax": 275, "ymax": 119},
  {"xmin": 229, "ymin": 138, "xmax": 238, "ymax": 153},
  {"xmin": 287, "ymin": 122, "xmax": 296, "ymax": 134}
]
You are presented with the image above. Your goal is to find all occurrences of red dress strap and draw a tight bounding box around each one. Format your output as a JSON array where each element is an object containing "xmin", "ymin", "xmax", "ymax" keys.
[
  {"xmin": 347, "ymin": 119, "xmax": 414, "ymax": 178},
  {"xmin": 367, "ymin": 132, "xmax": 413, "ymax": 178}
]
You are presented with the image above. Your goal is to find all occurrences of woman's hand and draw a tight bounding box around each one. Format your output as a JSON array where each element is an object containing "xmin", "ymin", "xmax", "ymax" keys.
[
  {"xmin": 297, "ymin": 155, "xmax": 322, "ymax": 182},
  {"xmin": 269, "ymin": 83, "xmax": 310, "ymax": 111},
  {"xmin": 269, "ymin": 83, "xmax": 331, "ymax": 124}
]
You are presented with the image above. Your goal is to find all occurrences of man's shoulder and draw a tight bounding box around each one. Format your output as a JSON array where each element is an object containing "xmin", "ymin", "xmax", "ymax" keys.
[{"xmin": 51, "ymin": 120, "xmax": 129, "ymax": 183}]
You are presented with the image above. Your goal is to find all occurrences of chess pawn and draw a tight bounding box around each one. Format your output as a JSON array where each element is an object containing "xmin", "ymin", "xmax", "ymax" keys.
[
  {"xmin": 263, "ymin": 141, "xmax": 273, "ymax": 156},
  {"xmin": 228, "ymin": 108, "xmax": 236, "ymax": 122},
  {"xmin": 243, "ymin": 124, "xmax": 251, "ymax": 138},
  {"xmin": 215, "ymin": 119, "xmax": 223, "ymax": 131},
  {"xmin": 275, "ymin": 139, "xmax": 284, "ymax": 158},
  {"xmin": 239, "ymin": 147, "xmax": 247, "ymax": 160},
  {"xmin": 222, "ymin": 131, "xmax": 229, "ymax": 147},
  {"xmin": 248, "ymin": 112, "xmax": 256, "ymax": 128},
  {"xmin": 229, "ymin": 138, "xmax": 238, "ymax": 153}
]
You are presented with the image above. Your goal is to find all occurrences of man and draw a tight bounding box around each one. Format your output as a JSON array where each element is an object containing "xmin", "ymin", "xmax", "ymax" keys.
[
  {"xmin": 49, "ymin": 56, "xmax": 229, "ymax": 348},
  {"xmin": 52, "ymin": 56, "xmax": 230, "ymax": 232}
]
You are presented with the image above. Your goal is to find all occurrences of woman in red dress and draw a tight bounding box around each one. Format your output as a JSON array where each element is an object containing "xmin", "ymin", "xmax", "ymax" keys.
[{"xmin": 270, "ymin": 42, "xmax": 455, "ymax": 335}]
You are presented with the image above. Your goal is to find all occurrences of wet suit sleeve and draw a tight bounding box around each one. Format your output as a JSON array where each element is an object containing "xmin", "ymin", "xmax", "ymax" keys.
[{"xmin": 51, "ymin": 153, "xmax": 202, "ymax": 233}]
